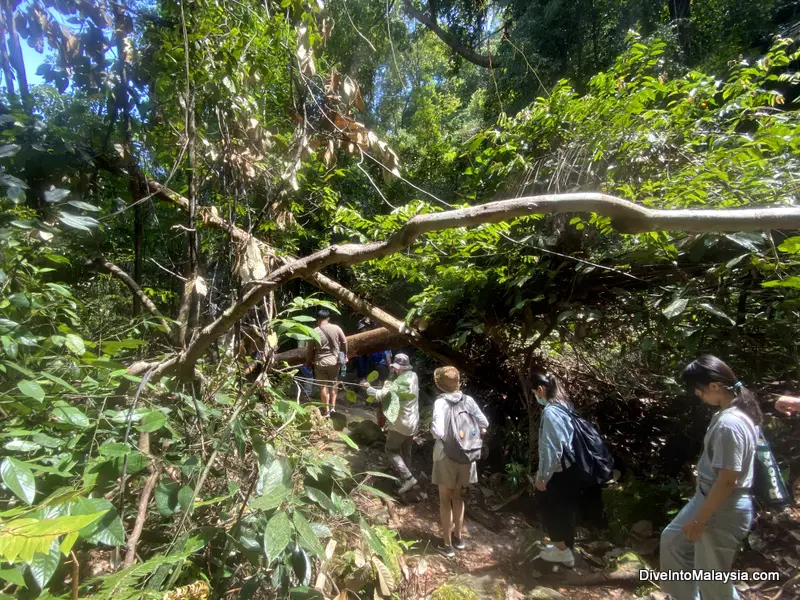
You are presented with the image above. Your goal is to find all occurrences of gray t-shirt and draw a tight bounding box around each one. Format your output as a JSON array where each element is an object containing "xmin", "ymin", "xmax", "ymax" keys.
[{"xmin": 696, "ymin": 407, "xmax": 756, "ymax": 494}]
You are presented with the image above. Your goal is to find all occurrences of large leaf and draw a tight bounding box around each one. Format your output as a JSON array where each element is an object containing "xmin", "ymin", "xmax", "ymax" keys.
[
  {"xmin": 304, "ymin": 486, "xmax": 336, "ymax": 513},
  {"xmin": 698, "ymin": 303, "xmax": 736, "ymax": 325},
  {"xmin": 44, "ymin": 189, "xmax": 70, "ymax": 203},
  {"xmin": 777, "ymin": 236, "xmax": 800, "ymax": 254},
  {"xmin": 331, "ymin": 493, "xmax": 356, "ymax": 517},
  {"xmin": 16, "ymin": 380, "xmax": 45, "ymax": 402},
  {"xmin": 58, "ymin": 212, "xmax": 99, "ymax": 232},
  {"xmin": 372, "ymin": 556, "xmax": 395, "ymax": 595},
  {"xmin": 250, "ymin": 456, "xmax": 291, "ymax": 511},
  {"xmin": 0, "ymin": 512, "xmax": 106, "ymax": 563},
  {"xmin": 0, "ymin": 144, "xmax": 20, "ymax": 158},
  {"xmin": 382, "ymin": 392, "xmax": 400, "ymax": 423},
  {"xmin": 64, "ymin": 333, "xmax": 85, "ymax": 356},
  {"xmin": 0, "ymin": 457, "xmax": 36, "ymax": 505},
  {"xmin": 51, "ymin": 402, "xmax": 90, "ymax": 428},
  {"xmin": 29, "ymin": 540, "xmax": 60, "ymax": 588},
  {"xmin": 155, "ymin": 480, "xmax": 180, "ymax": 517},
  {"xmin": 292, "ymin": 511, "xmax": 325, "ymax": 559},
  {"xmin": 136, "ymin": 410, "xmax": 167, "ymax": 433},
  {"xmin": 762, "ymin": 276, "xmax": 800, "ymax": 290},
  {"xmin": 662, "ymin": 298, "xmax": 688, "ymax": 319},
  {"xmin": 358, "ymin": 517, "xmax": 388, "ymax": 564},
  {"xmin": 67, "ymin": 498, "xmax": 125, "ymax": 547},
  {"xmin": 263, "ymin": 512, "xmax": 292, "ymax": 564}
]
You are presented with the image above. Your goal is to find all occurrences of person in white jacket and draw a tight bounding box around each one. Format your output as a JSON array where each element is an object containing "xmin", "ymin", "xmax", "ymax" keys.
[
  {"xmin": 363, "ymin": 353, "xmax": 420, "ymax": 494},
  {"xmin": 431, "ymin": 366, "xmax": 488, "ymax": 558}
]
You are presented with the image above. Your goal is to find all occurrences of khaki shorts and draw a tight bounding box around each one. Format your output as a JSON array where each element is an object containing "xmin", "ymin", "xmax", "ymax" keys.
[
  {"xmin": 315, "ymin": 364, "xmax": 339, "ymax": 385},
  {"xmin": 432, "ymin": 455, "xmax": 476, "ymax": 489}
]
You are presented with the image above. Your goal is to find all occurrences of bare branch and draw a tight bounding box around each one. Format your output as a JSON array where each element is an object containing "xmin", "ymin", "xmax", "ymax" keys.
[
  {"xmin": 177, "ymin": 193, "xmax": 800, "ymax": 374},
  {"xmin": 401, "ymin": 0, "xmax": 497, "ymax": 68},
  {"xmin": 94, "ymin": 256, "xmax": 173, "ymax": 335}
]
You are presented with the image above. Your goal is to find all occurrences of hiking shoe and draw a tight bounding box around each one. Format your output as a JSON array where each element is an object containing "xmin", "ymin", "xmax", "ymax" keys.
[
  {"xmin": 452, "ymin": 536, "xmax": 466, "ymax": 550},
  {"xmin": 436, "ymin": 543, "xmax": 455, "ymax": 558},
  {"xmin": 539, "ymin": 545, "xmax": 575, "ymax": 567},
  {"xmin": 398, "ymin": 476, "xmax": 418, "ymax": 494}
]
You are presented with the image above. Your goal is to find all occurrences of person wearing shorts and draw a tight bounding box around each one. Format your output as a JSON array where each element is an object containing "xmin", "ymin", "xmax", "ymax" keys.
[
  {"xmin": 430, "ymin": 366, "xmax": 488, "ymax": 557},
  {"xmin": 305, "ymin": 309, "xmax": 347, "ymax": 416}
]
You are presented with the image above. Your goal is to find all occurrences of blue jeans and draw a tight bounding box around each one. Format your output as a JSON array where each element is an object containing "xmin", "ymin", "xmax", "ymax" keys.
[{"xmin": 659, "ymin": 491, "xmax": 752, "ymax": 600}]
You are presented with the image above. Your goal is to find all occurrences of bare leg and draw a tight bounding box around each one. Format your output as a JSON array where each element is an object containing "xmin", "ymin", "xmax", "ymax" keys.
[
  {"xmin": 439, "ymin": 485, "xmax": 453, "ymax": 546},
  {"xmin": 330, "ymin": 383, "xmax": 337, "ymax": 412},
  {"xmin": 320, "ymin": 386, "xmax": 330, "ymax": 415},
  {"xmin": 452, "ymin": 486, "xmax": 465, "ymax": 539}
]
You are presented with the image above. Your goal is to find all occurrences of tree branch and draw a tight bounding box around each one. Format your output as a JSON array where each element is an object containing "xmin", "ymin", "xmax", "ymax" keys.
[
  {"xmin": 401, "ymin": 0, "xmax": 496, "ymax": 68},
  {"xmin": 177, "ymin": 193, "xmax": 800, "ymax": 374},
  {"xmin": 94, "ymin": 256, "xmax": 173, "ymax": 336}
]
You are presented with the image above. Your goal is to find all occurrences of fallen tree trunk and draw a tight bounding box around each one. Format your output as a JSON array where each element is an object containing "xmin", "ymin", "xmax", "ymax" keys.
[{"xmin": 274, "ymin": 327, "xmax": 407, "ymax": 366}]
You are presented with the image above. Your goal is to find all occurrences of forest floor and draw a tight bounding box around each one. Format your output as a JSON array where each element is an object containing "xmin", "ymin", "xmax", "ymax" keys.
[{"xmin": 325, "ymin": 394, "xmax": 800, "ymax": 600}]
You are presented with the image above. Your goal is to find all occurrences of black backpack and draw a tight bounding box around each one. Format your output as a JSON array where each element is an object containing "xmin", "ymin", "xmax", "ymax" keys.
[{"xmin": 551, "ymin": 404, "xmax": 614, "ymax": 486}]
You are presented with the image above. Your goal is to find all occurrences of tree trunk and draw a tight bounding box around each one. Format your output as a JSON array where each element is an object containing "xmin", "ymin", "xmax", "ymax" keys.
[
  {"xmin": 274, "ymin": 327, "xmax": 406, "ymax": 366},
  {"xmin": 2, "ymin": 0, "xmax": 30, "ymax": 111},
  {"xmin": 668, "ymin": 0, "xmax": 691, "ymax": 57},
  {"xmin": 0, "ymin": 7, "xmax": 15, "ymax": 97}
]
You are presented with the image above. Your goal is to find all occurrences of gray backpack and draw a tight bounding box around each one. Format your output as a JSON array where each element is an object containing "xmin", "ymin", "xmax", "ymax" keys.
[{"xmin": 442, "ymin": 395, "xmax": 483, "ymax": 465}]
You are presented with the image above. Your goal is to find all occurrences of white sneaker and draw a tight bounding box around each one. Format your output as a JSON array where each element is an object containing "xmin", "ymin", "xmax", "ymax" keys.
[
  {"xmin": 539, "ymin": 545, "xmax": 575, "ymax": 567},
  {"xmin": 398, "ymin": 476, "xmax": 418, "ymax": 494}
]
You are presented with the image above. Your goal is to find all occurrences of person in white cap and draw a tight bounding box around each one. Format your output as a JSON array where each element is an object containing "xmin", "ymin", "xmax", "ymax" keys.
[{"xmin": 362, "ymin": 353, "xmax": 419, "ymax": 494}]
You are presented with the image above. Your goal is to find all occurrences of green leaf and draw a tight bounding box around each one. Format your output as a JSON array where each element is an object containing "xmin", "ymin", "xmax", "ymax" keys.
[
  {"xmin": 292, "ymin": 511, "xmax": 325, "ymax": 559},
  {"xmin": 345, "ymin": 389, "xmax": 357, "ymax": 403},
  {"xmin": 0, "ymin": 512, "xmax": 106, "ymax": 563},
  {"xmin": 44, "ymin": 189, "xmax": 70, "ymax": 203},
  {"xmin": 662, "ymin": 298, "xmax": 688, "ymax": 319},
  {"xmin": 263, "ymin": 512, "xmax": 292, "ymax": 564},
  {"xmin": 762, "ymin": 276, "xmax": 800, "ymax": 290},
  {"xmin": 177, "ymin": 487, "xmax": 194, "ymax": 512},
  {"xmin": 51, "ymin": 402, "xmax": 90, "ymax": 428},
  {"xmin": 357, "ymin": 484, "xmax": 395, "ymax": 503},
  {"xmin": 366, "ymin": 370, "xmax": 379, "ymax": 383},
  {"xmin": 4, "ymin": 440, "xmax": 41, "ymax": 452},
  {"xmin": 136, "ymin": 410, "xmax": 167, "ymax": 433},
  {"xmin": 0, "ymin": 457, "xmax": 36, "ymax": 504},
  {"xmin": 337, "ymin": 432, "xmax": 359, "ymax": 450},
  {"xmin": 777, "ymin": 236, "xmax": 800, "ymax": 254},
  {"xmin": 251, "ymin": 456, "xmax": 291, "ymax": 511},
  {"xmin": 0, "ymin": 566, "xmax": 26, "ymax": 587},
  {"xmin": 331, "ymin": 492, "xmax": 355, "ymax": 517},
  {"xmin": 0, "ymin": 144, "xmax": 21, "ymax": 158},
  {"xmin": 66, "ymin": 498, "xmax": 125, "ymax": 546},
  {"xmin": 382, "ymin": 392, "xmax": 400, "ymax": 423},
  {"xmin": 39, "ymin": 371, "xmax": 78, "ymax": 393},
  {"xmin": 29, "ymin": 540, "xmax": 60, "ymax": 588},
  {"xmin": 66, "ymin": 200, "xmax": 100, "ymax": 212},
  {"xmin": 698, "ymin": 303, "xmax": 736, "ymax": 325},
  {"xmin": 17, "ymin": 380, "xmax": 45, "ymax": 402},
  {"xmin": 64, "ymin": 334, "xmax": 85, "ymax": 356},
  {"xmin": 58, "ymin": 212, "xmax": 99, "ymax": 232},
  {"xmin": 98, "ymin": 442, "xmax": 132, "ymax": 458},
  {"xmin": 45, "ymin": 283, "xmax": 73, "ymax": 297},
  {"xmin": 304, "ymin": 486, "xmax": 336, "ymax": 513},
  {"xmin": 155, "ymin": 480, "xmax": 180, "ymax": 517},
  {"xmin": 358, "ymin": 517, "xmax": 388, "ymax": 563}
]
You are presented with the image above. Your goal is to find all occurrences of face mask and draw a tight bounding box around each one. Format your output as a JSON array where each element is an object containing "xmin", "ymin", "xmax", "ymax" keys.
[{"xmin": 536, "ymin": 394, "xmax": 548, "ymax": 407}]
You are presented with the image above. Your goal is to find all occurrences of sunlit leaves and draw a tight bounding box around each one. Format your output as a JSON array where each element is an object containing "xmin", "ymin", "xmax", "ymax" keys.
[{"xmin": 1, "ymin": 458, "xmax": 36, "ymax": 505}]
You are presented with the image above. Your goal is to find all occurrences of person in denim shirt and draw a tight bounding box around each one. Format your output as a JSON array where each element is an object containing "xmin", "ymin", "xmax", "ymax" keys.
[
  {"xmin": 660, "ymin": 355, "xmax": 760, "ymax": 600},
  {"xmin": 532, "ymin": 372, "xmax": 580, "ymax": 567}
]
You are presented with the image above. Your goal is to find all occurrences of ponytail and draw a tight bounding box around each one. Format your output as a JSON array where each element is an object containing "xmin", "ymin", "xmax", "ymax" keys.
[
  {"xmin": 731, "ymin": 382, "xmax": 764, "ymax": 426},
  {"xmin": 680, "ymin": 355, "xmax": 763, "ymax": 425},
  {"xmin": 531, "ymin": 371, "xmax": 572, "ymax": 407}
]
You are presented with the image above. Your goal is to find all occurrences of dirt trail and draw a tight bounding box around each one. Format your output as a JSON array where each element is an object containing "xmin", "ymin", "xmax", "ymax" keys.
[{"xmin": 331, "ymin": 399, "xmax": 650, "ymax": 599}]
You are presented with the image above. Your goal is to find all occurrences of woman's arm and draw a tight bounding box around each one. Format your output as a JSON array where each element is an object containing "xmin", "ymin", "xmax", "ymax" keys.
[
  {"xmin": 776, "ymin": 395, "xmax": 800, "ymax": 415},
  {"xmin": 683, "ymin": 468, "xmax": 739, "ymax": 541},
  {"xmin": 536, "ymin": 408, "xmax": 569, "ymax": 485},
  {"xmin": 431, "ymin": 400, "xmax": 446, "ymax": 439}
]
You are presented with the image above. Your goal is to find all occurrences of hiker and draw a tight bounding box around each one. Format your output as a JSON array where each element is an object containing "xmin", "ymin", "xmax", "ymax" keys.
[
  {"xmin": 371, "ymin": 348, "xmax": 393, "ymax": 383},
  {"xmin": 431, "ymin": 366, "xmax": 489, "ymax": 558},
  {"xmin": 660, "ymin": 355, "xmax": 759, "ymax": 600},
  {"xmin": 305, "ymin": 309, "xmax": 348, "ymax": 416},
  {"xmin": 775, "ymin": 395, "xmax": 800, "ymax": 415},
  {"xmin": 532, "ymin": 372, "xmax": 582, "ymax": 567},
  {"xmin": 362, "ymin": 353, "xmax": 420, "ymax": 494},
  {"xmin": 354, "ymin": 319, "xmax": 374, "ymax": 380}
]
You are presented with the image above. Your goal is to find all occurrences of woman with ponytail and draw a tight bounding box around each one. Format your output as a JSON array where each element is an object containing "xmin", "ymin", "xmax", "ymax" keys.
[
  {"xmin": 532, "ymin": 372, "xmax": 580, "ymax": 568},
  {"xmin": 660, "ymin": 355, "xmax": 760, "ymax": 600}
]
